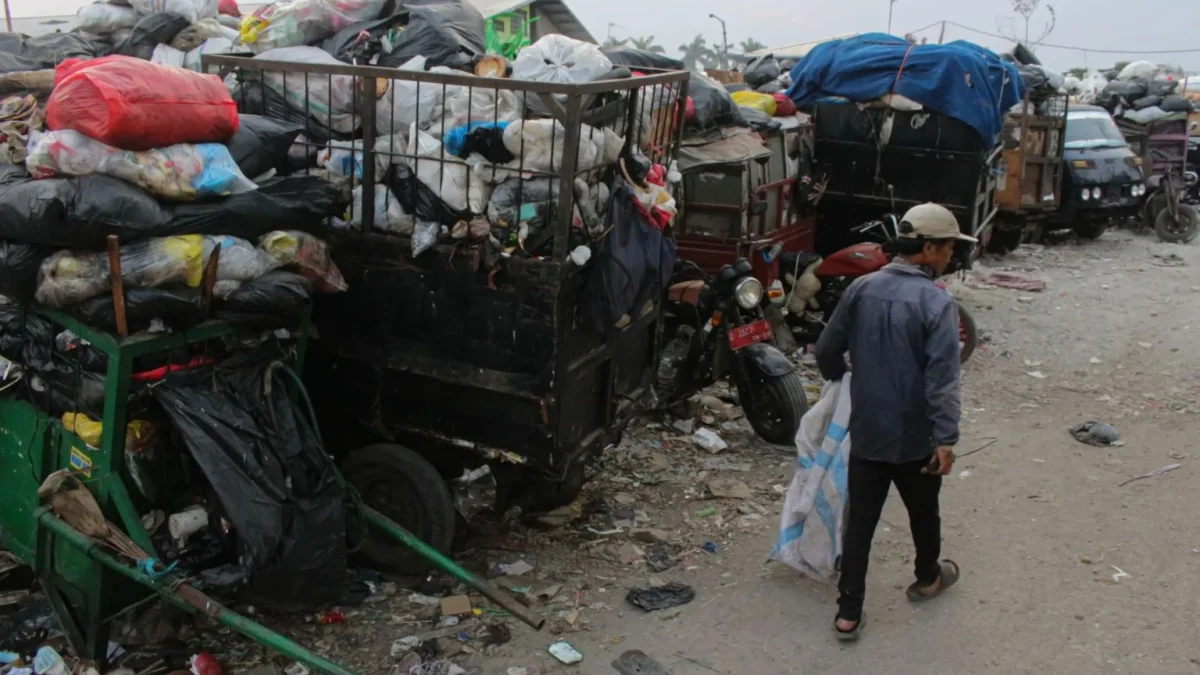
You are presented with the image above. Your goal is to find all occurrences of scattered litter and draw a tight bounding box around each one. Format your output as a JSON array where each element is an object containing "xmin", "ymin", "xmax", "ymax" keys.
[
  {"xmin": 695, "ymin": 507, "xmax": 717, "ymax": 518},
  {"xmin": 671, "ymin": 418, "xmax": 696, "ymax": 435},
  {"xmin": 692, "ymin": 428, "xmax": 728, "ymax": 453},
  {"xmin": 1027, "ymin": 371, "xmax": 1047, "ymax": 379},
  {"xmin": 625, "ymin": 583, "xmax": 696, "ymax": 612},
  {"xmin": 316, "ymin": 608, "xmax": 345, "ymax": 624},
  {"xmin": 440, "ymin": 595, "xmax": 472, "ymax": 617},
  {"xmin": 1069, "ymin": 420, "xmax": 1121, "ymax": 447},
  {"xmin": 706, "ymin": 478, "xmax": 751, "ymax": 500},
  {"xmin": 492, "ymin": 560, "xmax": 534, "ymax": 577},
  {"xmin": 1137, "ymin": 342, "xmax": 1153, "ymax": 349},
  {"xmin": 409, "ymin": 662, "xmax": 465, "ymax": 675},
  {"xmin": 537, "ymin": 500, "xmax": 584, "ymax": 527},
  {"xmin": 548, "ymin": 641, "xmax": 583, "ymax": 665},
  {"xmin": 32, "ymin": 647, "xmax": 66, "ymax": 675},
  {"xmin": 1151, "ymin": 253, "xmax": 1186, "ymax": 267},
  {"xmin": 632, "ymin": 528, "xmax": 670, "ymax": 544},
  {"xmin": 283, "ymin": 664, "xmax": 309, "ymax": 675},
  {"xmin": 188, "ymin": 652, "xmax": 222, "ymax": 675},
  {"xmin": 507, "ymin": 669, "xmax": 529, "ymax": 675},
  {"xmin": 408, "ymin": 593, "xmax": 442, "ymax": 606},
  {"xmin": 1089, "ymin": 357, "xmax": 1102, "ymax": 364},
  {"xmin": 645, "ymin": 541, "xmax": 679, "ymax": 573},
  {"xmin": 957, "ymin": 470, "xmax": 972, "ymax": 479},
  {"xmin": 1118, "ymin": 463, "xmax": 1181, "ymax": 487},
  {"xmin": 1110, "ymin": 566, "xmax": 1132, "ymax": 582},
  {"xmin": 612, "ymin": 650, "xmax": 670, "ymax": 675},
  {"xmin": 977, "ymin": 272, "xmax": 1046, "ymax": 292},
  {"xmin": 702, "ymin": 541, "xmax": 721, "ymax": 554}
]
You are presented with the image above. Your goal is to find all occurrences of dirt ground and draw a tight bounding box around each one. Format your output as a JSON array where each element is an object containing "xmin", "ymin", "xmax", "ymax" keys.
[{"xmin": 210, "ymin": 229, "xmax": 1200, "ymax": 675}]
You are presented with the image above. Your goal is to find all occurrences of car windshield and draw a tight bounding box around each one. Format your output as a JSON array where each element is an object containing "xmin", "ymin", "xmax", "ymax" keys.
[{"xmin": 1066, "ymin": 111, "xmax": 1128, "ymax": 150}]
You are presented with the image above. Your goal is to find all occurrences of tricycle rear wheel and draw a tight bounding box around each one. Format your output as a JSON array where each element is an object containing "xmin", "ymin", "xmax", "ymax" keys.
[
  {"xmin": 342, "ymin": 443, "xmax": 456, "ymax": 575},
  {"xmin": 1155, "ymin": 204, "xmax": 1200, "ymax": 244},
  {"xmin": 745, "ymin": 370, "xmax": 808, "ymax": 445}
]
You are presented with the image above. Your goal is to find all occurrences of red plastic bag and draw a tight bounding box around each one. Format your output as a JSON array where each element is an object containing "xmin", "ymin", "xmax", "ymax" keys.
[
  {"xmin": 47, "ymin": 56, "xmax": 239, "ymax": 151},
  {"xmin": 218, "ymin": 0, "xmax": 239, "ymax": 15},
  {"xmin": 772, "ymin": 92, "xmax": 798, "ymax": 117}
]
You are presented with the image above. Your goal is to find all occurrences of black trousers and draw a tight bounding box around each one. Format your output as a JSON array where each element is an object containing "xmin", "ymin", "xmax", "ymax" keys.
[{"xmin": 837, "ymin": 454, "xmax": 943, "ymax": 621}]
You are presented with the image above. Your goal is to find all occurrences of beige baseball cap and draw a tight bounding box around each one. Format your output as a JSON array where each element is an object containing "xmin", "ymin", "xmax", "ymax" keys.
[{"xmin": 898, "ymin": 203, "xmax": 978, "ymax": 242}]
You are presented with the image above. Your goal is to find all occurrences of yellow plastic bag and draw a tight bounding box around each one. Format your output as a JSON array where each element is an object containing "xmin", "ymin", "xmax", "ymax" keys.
[
  {"xmin": 731, "ymin": 90, "xmax": 778, "ymax": 116},
  {"xmin": 62, "ymin": 413, "xmax": 156, "ymax": 451}
]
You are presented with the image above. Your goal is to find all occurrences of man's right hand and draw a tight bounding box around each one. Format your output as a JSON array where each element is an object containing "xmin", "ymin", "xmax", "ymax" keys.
[{"xmin": 929, "ymin": 445, "xmax": 955, "ymax": 476}]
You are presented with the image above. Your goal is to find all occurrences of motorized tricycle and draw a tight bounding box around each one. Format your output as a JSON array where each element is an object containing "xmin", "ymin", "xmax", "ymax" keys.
[
  {"xmin": 1118, "ymin": 111, "xmax": 1199, "ymax": 243},
  {"xmin": 660, "ymin": 258, "xmax": 809, "ymax": 445},
  {"xmin": 779, "ymin": 216, "xmax": 980, "ymax": 363}
]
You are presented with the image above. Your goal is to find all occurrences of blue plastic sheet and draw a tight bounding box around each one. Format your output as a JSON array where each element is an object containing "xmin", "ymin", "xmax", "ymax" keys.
[{"xmin": 786, "ymin": 33, "xmax": 1024, "ymax": 146}]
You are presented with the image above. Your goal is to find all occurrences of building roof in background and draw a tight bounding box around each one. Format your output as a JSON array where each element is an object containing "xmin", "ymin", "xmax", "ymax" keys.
[{"xmin": 748, "ymin": 33, "xmax": 861, "ymax": 59}]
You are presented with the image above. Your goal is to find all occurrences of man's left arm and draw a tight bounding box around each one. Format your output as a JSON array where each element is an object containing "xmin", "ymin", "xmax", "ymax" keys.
[{"xmin": 924, "ymin": 300, "xmax": 962, "ymax": 449}]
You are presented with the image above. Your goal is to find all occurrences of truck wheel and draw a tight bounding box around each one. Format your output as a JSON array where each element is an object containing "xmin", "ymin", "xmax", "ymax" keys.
[
  {"xmin": 342, "ymin": 443, "xmax": 455, "ymax": 575},
  {"xmin": 1155, "ymin": 204, "xmax": 1200, "ymax": 244},
  {"xmin": 1073, "ymin": 220, "xmax": 1107, "ymax": 240},
  {"xmin": 957, "ymin": 301, "xmax": 979, "ymax": 364},
  {"xmin": 745, "ymin": 371, "xmax": 809, "ymax": 445}
]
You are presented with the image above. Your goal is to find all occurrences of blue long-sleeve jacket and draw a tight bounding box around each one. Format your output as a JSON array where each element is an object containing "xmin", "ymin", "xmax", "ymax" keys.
[{"xmin": 815, "ymin": 259, "xmax": 962, "ymax": 463}]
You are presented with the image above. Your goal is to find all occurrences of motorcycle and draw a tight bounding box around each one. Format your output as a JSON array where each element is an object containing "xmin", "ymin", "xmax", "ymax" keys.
[
  {"xmin": 659, "ymin": 258, "xmax": 809, "ymax": 445},
  {"xmin": 779, "ymin": 216, "xmax": 980, "ymax": 363}
]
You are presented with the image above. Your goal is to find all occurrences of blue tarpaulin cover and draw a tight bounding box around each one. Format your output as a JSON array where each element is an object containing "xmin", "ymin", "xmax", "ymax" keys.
[{"xmin": 786, "ymin": 33, "xmax": 1025, "ymax": 146}]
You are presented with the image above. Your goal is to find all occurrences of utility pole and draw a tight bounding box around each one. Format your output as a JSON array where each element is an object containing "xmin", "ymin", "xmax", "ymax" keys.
[
  {"xmin": 709, "ymin": 14, "xmax": 729, "ymax": 69},
  {"xmin": 888, "ymin": 0, "xmax": 896, "ymax": 34}
]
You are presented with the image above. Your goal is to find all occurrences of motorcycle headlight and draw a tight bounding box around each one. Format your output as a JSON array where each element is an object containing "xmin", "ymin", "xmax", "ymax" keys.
[
  {"xmin": 734, "ymin": 277, "xmax": 764, "ymax": 309},
  {"xmin": 1092, "ymin": 186, "xmax": 1103, "ymax": 200},
  {"xmin": 1081, "ymin": 188, "xmax": 1091, "ymax": 201}
]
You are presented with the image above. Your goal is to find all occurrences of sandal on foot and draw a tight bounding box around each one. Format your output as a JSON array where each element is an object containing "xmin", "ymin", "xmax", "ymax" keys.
[
  {"xmin": 906, "ymin": 559, "xmax": 960, "ymax": 603},
  {"xmin": 834, "ymin": 612, "xmax": 865, "ymax": 642}
]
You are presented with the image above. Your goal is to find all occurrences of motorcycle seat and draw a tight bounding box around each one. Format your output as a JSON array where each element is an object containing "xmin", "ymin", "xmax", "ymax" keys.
[{"xmin": 668, "ymin": 280, "xmax": 706, "ymax": 305}]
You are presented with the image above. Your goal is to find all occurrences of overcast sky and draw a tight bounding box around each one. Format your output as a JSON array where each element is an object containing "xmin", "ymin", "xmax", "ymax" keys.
[{"xmin": 8, "ymin": 0, "xmax": 1200, "ymax": 73}]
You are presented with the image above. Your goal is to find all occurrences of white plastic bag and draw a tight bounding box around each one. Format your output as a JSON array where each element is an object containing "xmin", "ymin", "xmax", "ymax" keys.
[
  {"xmin": 408, "ymin": 123, "xmax": 486, "ymax": 214},
  {"xmin": 76, "ymin": 3, "xmax": 138, "ymax": 34},
  {"xmin": 202, "ymin": 235, "xmax": 280, "ymax": 282},
  {"xmin": 443, "ymin": 86, "xmax": 522, "ymax": 130},
  {"xmin": 238, "ymin": 0, "xmax": 389, "ymax": 53},
  {"xmin": 347, "ymin": 184, "xmax": 414, "ymax": 234},
  {"xmin": 150, "ymin": 43, "xmax": 187, "ymax": 68},
  {"xmin": 256, "ymin": 47, "xmax": 359, "ymax": 133},
  {"xmin": 1117, "ymin": 60, "xmax": 1159, "ymax": 81},
  {"xmin": 27, "ymin": 129, "xmax": 257, "ymax": 201},
  {"xmin": 512, "ymin": 34, "xmax": 612, "ymax": 85},
  {"xmin": 375, "ymin": 56, "xmax": 448, "ymax": 136},
  {"xmin": 131, "ymin": 0, "xmax": 219, "ymax": 24},
  {"xmin": 501, "ymin": 119, "xmax": 610, "ymax": 174},
  {"xmin": 171, "ymin": 18, "xmax": 228, "ymax": 50},
  {"xmin": 183, "ymin": 37, "xmax": 235, "ymax": 72},
  {"xmin": 412, "ymin": 220, "xmax": 439, "ymax": 256},
  {"xmin": 771, "ymin": 373, "xmax": 852, "ymax": 582}
]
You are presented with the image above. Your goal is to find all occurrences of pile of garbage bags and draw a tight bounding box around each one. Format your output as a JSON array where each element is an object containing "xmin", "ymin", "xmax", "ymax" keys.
[{"xmin": 1084, "ymin": 61, "xmax": 1195, "ymax": 125}]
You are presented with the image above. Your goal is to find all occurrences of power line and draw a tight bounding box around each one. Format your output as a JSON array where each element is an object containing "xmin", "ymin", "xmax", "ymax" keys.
[{"xmin": 916, "ymin": 20, "xmax": 1200, "ymax": 55}]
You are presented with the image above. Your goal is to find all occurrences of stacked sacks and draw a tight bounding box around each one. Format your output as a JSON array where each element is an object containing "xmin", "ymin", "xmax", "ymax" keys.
[
  {"xmin": 1091, "ymin": 61, "xmax": 1194, "ymax": 124},
  {"xmin": 0, "ymin": 55, "xmax": 345, "ymax": 331}
]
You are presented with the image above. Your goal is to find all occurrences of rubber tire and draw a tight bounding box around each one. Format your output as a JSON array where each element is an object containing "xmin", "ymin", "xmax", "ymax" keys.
[
  {"xmin": 745, "ymin": 370, "xmax": 809, "ymax": 445},
  {"xmin": 1155, "ymin": 204, "xmax": 1200, "ymax": 244},
  {"xmin": 1073, "ymin": 220, "xmax": 1107, "ymax": 240},
  {"xmin": 957, "ymin": 301, "xmax": 979, "ymax": 364},
  {"xmin": 341, "ymin": 443, "xmax": 456, "ymax": 575}
]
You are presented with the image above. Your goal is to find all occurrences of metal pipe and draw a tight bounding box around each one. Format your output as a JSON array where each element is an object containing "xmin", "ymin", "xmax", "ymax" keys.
[
  {"xmin": 36, "ymin": 510, "xmax": 358, "ymax": 675},
  {"xmin": 362, "ymin": 506, "xmax": 546, "ymax": 630}
]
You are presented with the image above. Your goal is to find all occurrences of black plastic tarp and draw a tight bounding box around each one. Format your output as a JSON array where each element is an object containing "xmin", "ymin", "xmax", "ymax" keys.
[
  {"xmin": 583, "ymin": 180, "xmax": 676, "ymax": 333},
  {"xmin": 322, "ymin": 11, "xmax": 408, "ymax": 63},
  {"xmin": 154, "ymin": 356, "xmax": 346, "ymax": 610},
  {"xmin": 0, "ymin": 167, "xmax": 342, "ymax": 249},
  {"xmin": 215, "ymin": 271, "xmax": 312, "ymax": 328},
  {"xmin": 0, "ymin": 32, "xmax": 110, "ymax": 74},
  {"xmin": 377, "ymin": 0, "xmax": 485, "ymax": 71},
  {"xmin": 601, "ymin": 48, "xmax": 684, "ymax": 71},
  {"xmin": 73, "ymin": 287, "xmax": 205, "ymax": 334}
]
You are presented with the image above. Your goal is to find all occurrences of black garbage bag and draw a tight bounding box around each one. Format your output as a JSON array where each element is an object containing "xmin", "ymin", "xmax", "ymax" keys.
[
  {"xmin": 1147, "ymin": 80, "xmax": 1179, "ymax": 97},
  {"xmin": 601, "ymin": 48, "xmax": 684, "ymax": 71},
  {"xmin": 224, "ymin": 114, "xmax": 304, "ymax": 179},
  {"xmin": 385, "ymin": 161, "xmax": 469, "ymax": 226},
  {"xmin": 215, "ymin": 271, "xmax": 312, "ymax": 328},
  {"xmin": 0, "ymin": 304, "xmax": 53, "ymax": 369},
  {"xmin": 0, "ymin": 240, "xmax": 50, "ymax": 300},
  {"xmin": 231, "ymin": 77, "xmax": 346, "ymax": 147},
  {"xmin": 166, "ymin": 176, "xmax": 345, "ymax": 240},
  {"xmin": 724, "ymin": 82, "xmax": 749, "ymax": 93},
  {"xmin": 73, "ymin": 287, "xmax": 205, "ymax": 334},
  {"xmin": 0, "ymin": 32, "xmax": 110, "ymax": 74},
  {"xmin": 1103, "ymin": 80, "xmax": 1148, "ymax": 100},
  {"xmin": 738, "ymin": 105, "xmax": 782, "ymax": 133},
  {"xmin": 322, "ymin": 10, "xmax": 408, "ymax": 63},
  {"xmin": 378, "ymin": 1, "xmax": 485, "ymax": 71},
  {"xmin": 113, "ymin": 13, "xmax": 190, "ymax": 61},
  {"xmin": 154, "ymin": 356, "xmax": 346, "ymax": 611},
  {"xmin": 583, "ymin": 180, "xmax": 676, "ymax": 333},
  {"xmin": 687, "ymin": 71, "xmax": 747, "ymax": 131},
  {"xmin": 743, "ymin": 54, "xmax": 781, "ymax": 89},
  {"xmin": 1010, "ymin": 42, "xmax": 1042, "ymax": 66},
  {"xmin": 1161, "ymin": 95, "xmax": 1193, "ymax": 113},
  {"xmin": 1132, "ymin": 95, "xmax": 1163, "ymax": 111}
]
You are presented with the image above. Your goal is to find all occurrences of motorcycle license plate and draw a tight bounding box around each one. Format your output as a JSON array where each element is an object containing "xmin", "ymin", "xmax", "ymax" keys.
[{"xmin": 728, "ymin": 319, "xmax": 773, "ymax": 351}]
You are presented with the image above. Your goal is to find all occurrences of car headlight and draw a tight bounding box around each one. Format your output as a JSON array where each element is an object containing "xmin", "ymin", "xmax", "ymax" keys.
[
  {"xmin": 1081, "ymin": 188, "xmax": 1091, "ymax": 201},
  {"xmin": 734, "ymin": 277, "xmax": 764, "ymax": 309},
  {"xmin": 1092, "ymin": 186, "xmax": 1103, "ymax": 200},
  {"xmin": 1137, "ymin": 183, "xmax": 1147, "ymax": 196}
]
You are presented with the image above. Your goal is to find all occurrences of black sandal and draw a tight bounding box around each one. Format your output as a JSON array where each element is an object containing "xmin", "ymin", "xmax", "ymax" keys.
[
  {"xmin": 906, "ymin": 559, "xmax": 960, "ymax": 603},
  {"xmin": 833, "ymin": 612, "xmax": 866, "ymax": 642}
]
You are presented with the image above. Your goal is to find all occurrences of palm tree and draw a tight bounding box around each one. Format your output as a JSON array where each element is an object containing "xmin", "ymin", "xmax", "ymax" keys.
[
  {"xmin": 678, "ymin": 35, "xmax": 715, "ymax": 71},
  {"xmin": 631, "ymin": 36, "xmax": 665, "ymax": 54},
  {"xmin": 603, "ymin": 36, "xmax": 628, "ymax": 48},
  {"xmin": 739, "ymin": 38, "xmax": 768, "ymax": 55}
]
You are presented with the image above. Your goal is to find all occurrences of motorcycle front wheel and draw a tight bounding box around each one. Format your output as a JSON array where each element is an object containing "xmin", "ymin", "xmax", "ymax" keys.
[{"xmin": 744, "ymin": 370, "xmax": 809, "ymax": 445}]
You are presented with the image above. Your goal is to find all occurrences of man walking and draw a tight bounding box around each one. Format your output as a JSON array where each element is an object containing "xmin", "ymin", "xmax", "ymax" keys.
[{"xmin": 815, "ymin": 203, "xmax": 972, "ymax": 641}]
